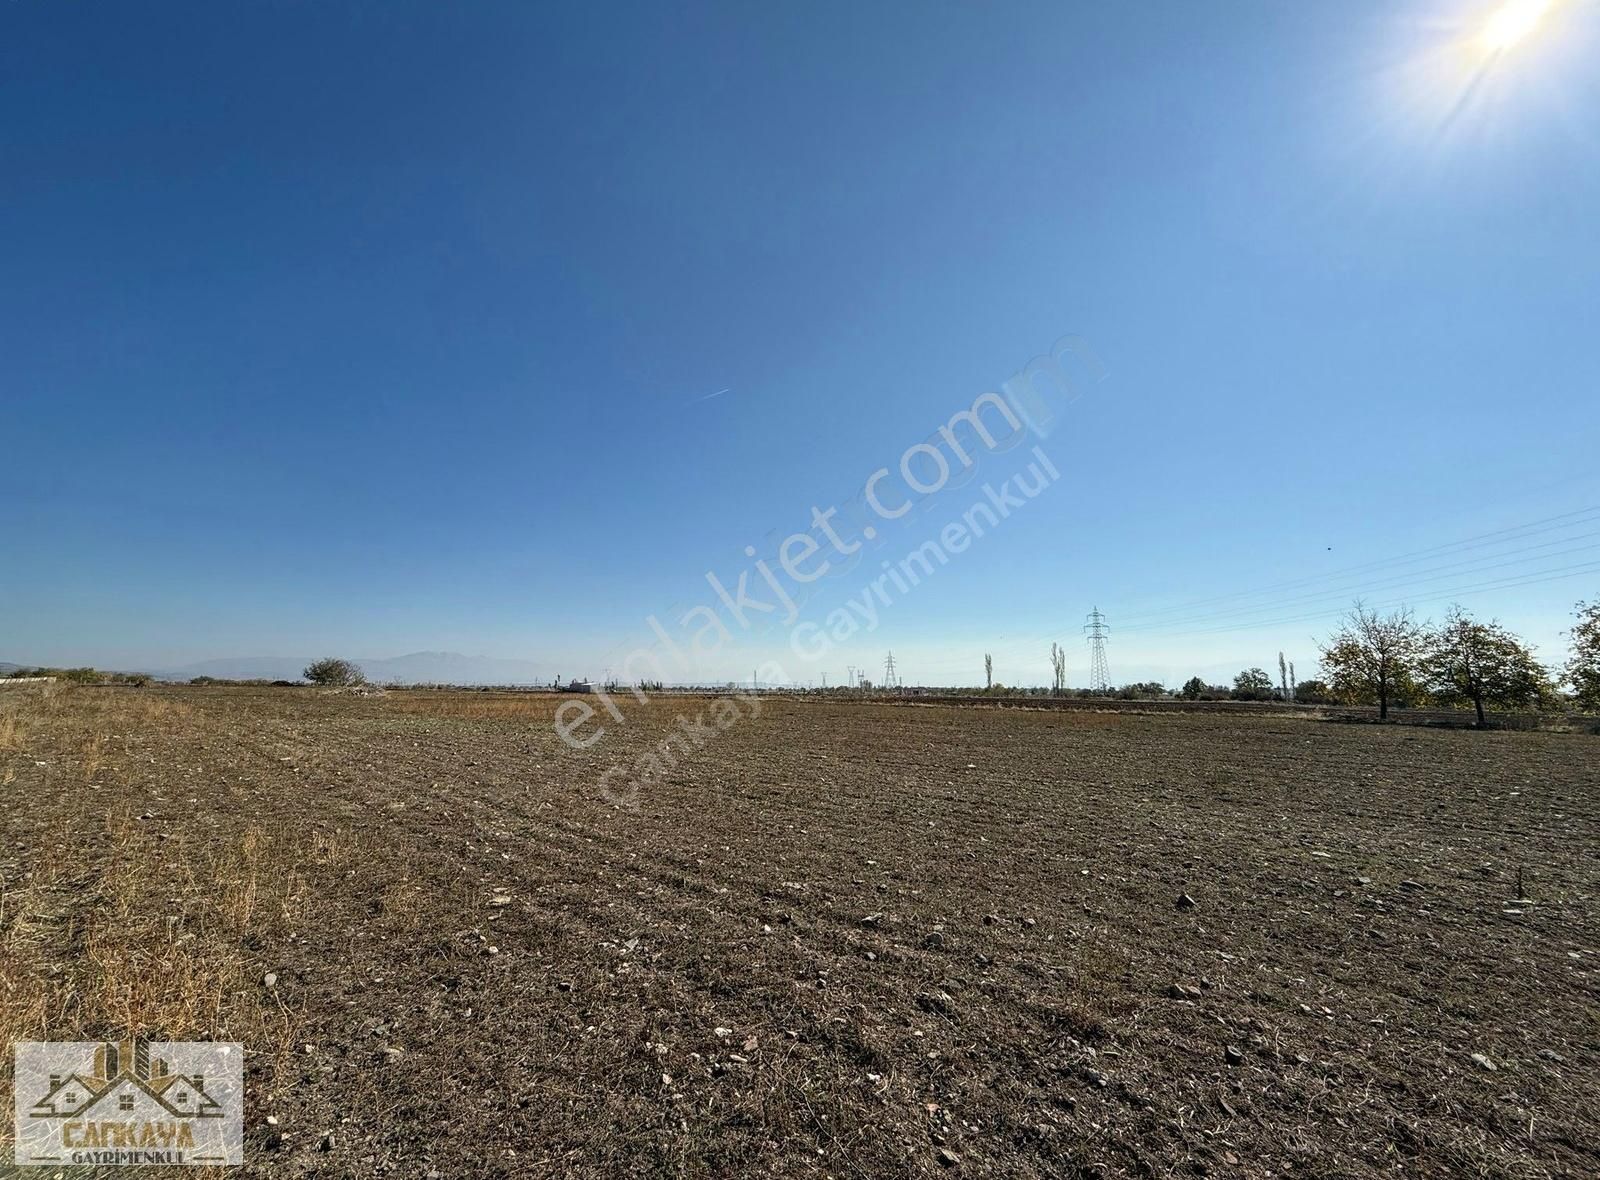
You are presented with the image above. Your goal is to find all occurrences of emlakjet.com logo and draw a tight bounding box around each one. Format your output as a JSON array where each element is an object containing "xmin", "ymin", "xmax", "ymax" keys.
[{"xmin": 12, "ymin": 1039, "xmax": 243, "ymax": 1166}]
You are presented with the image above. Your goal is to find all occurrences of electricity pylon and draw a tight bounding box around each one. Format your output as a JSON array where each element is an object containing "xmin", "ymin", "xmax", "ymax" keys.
[{"xmin": 1084, "ymin": 607, "xmax": 1111, "ymax": 692}]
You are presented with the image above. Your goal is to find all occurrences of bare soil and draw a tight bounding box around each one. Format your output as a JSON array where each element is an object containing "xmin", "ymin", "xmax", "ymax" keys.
[{"xmin": 1, "ymin": 685, "xmax": 1596, "ymax": 1178}]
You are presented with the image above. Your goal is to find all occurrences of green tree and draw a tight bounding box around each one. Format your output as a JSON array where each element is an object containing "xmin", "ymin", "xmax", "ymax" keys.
[
  {"xmin": 1421, "ymin": 606, "xmax": 1549, "ymax": 726},
  {"xmin": 1566, "ymin": 599, "xmax": 1600, "ymax": 710},
  {"xmin": 303, "ymin": 657, "xmax": 366, "ymax": 687},
  {"xmin": 1178, "ymin": 676, "xmax": 1207, "ymax": 700},
  {"xmin": 1231, "ymin": 667, "xmax": 1275, "ymax": 701},
  {"xmin": 1291, "ymin": 678, "xmax": 1333, "ymax": 705},
  {"xmin": 1320, "ymin": 602, "xmax": 1424, "ymax": 720}
]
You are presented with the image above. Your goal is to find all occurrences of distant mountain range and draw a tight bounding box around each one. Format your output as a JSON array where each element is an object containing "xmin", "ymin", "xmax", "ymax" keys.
[
  {"xmin": 169, "ymin": 652, "xmax": 551, "ymax": 685},
  {"xmin": 0, "ymin": 653, "xmax": 552, "ymax": 686}
]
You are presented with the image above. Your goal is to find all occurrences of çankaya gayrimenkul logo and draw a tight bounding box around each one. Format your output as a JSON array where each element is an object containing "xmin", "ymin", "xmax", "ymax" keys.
[{"xmin": 13, "ymin": 1039, "xmax": 243, "ymax": 1167}]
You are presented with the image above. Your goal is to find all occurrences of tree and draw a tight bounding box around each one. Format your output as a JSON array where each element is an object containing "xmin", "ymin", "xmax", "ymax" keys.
[
  {"xmin": 1421, "ymin": 606, "xmax": 1549, "ymax": 726},
  {"xmin": 984, "ymin": 653, "xmax": 993, "ymax": 691},
  {"xmin": 303, "ymin": 657, "xmax": 366, "ymax": 687},
  {"xmin": 1291, "ymin": 678, "xmax": 1333, "ymax": 705},
  {"xmin": 1179, "ymin": 676, "xmax": 1207, "ymax": 700},
  {"xmin": 1232, "ymin": 667, "xmax": 1275, "ymax": 701},
  {"xmin": 1319, "ymin": 602, "xmax": 1423, "ymax": 720},
  {"xmin": 1049, "ymin": 643, "xmax": 1066, "ymax": 695},
  {"xmin": 1566, "ymin": 599, "xmax": 1600, "ymax": 710}
]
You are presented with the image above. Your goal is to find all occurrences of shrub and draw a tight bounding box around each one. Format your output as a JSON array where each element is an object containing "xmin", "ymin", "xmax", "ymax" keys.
[
  {"xmin": 1291, "ymin": 679, "xmax": 1335, "ymax": 705},
  {"xmin": 302, "ymin": 658, "xmax": 366, "ymax": 687}
]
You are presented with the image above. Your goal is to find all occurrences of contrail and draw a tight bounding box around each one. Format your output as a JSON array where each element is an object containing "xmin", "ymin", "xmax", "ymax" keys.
[{"xmin": 691, "ymin": 387, "xmax": 731, "ymax": 403}]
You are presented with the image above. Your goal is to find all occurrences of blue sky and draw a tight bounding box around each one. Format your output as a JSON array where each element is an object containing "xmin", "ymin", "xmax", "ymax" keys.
[{"xmin": 3, "ymin": 0, "xmax": 1598, "ymax": 686}]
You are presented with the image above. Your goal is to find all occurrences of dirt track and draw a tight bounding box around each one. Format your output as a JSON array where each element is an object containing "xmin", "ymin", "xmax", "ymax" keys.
[{"xmin": 2, "ymin": 686, "xmax": 1597, "ymax": 1177}]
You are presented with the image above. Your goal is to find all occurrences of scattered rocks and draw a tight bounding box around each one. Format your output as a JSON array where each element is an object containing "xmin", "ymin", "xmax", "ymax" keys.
[
  {"xmin": 262, "ymin": 972, "xmax": 278, "ymax": 989},
  {"xmin": 1176, "ymin": 893, "xmax": 1197, "ymax": 910},
  {"xmin": 1470, "ymin": 1052, "xmax": 1497, "ymax": 1071},
  {"xmin": 1168, "ymin": 983, "xmax": 1202, "ymax": 1000},
  {"xmin": 936, "ymin": 1146, "xmax": 961, "ymax": 1167},
  {"xmin": 922, "ymin": 930, "xmax": 946, "ymax": 950},
  {"xmin": 1224, "ymin": 1045, "xmax": 1244, "ymax": 1066}
]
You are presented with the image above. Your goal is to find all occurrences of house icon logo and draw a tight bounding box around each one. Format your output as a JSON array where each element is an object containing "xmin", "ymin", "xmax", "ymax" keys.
[{"xmin": 12, "ymin": 1039, "xmax": 243, "ymax": 1167}]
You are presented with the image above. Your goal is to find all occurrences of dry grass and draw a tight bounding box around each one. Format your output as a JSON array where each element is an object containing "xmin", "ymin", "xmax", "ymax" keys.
[
  {"xmin": 79, "ymin": 731, "xmax": 106, "ymax": 781},
  {"xmin": 0, "ymin": 686, "xmax": 341, "ymax": 1168},
  {"xmin": 1, "ymin": 813, "xmax": 331, "ymax": 1040}
]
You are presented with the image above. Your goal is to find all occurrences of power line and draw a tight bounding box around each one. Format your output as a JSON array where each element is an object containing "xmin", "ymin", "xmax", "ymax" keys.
[
  {"xmin": 828, "ymin": 504, "xmax": 1600, "ymax": 684},
  {"xmin": 1114, "ymin": 504, "xmax": 1600, "ymax": 628},
  {"xmin": 1009, "ymin": 503, "xmax": 1600, "ymax": 648},
  {"xmin": 1119, "ymin": 535, "xmax": 1600, "ymax": 634},
  {"xmin": 1133, "ymin": 558, "xmax": 1600, "ymax": 640},
  {"xmin": 914, "ymin": 547, "xmax": 1598, "ymax": 677}
]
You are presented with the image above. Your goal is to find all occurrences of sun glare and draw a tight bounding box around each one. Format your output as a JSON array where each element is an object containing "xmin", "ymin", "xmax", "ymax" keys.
[{"xmin": 1480, "ymin": 0, "xmax": 1553, "ymax": 53}]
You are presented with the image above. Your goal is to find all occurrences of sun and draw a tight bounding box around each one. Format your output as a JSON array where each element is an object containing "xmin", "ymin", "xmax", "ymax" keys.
[{"xmin": 1480, "ymin": 0, "xmax": 1554, "ymax": 53}]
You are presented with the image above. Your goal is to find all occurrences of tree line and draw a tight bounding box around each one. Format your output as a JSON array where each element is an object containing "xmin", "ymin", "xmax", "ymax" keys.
[
  {"xmin": 1012, "ymin": 597, "xmax": 1599, "ymax": 724},
  {"xmin": 1305, "ymin": 599, "xmax": 1599, "ymax": 724},
  {"xmin": 1171, "ymin": 598, "xmax": 1598, "ymax": 724}
]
